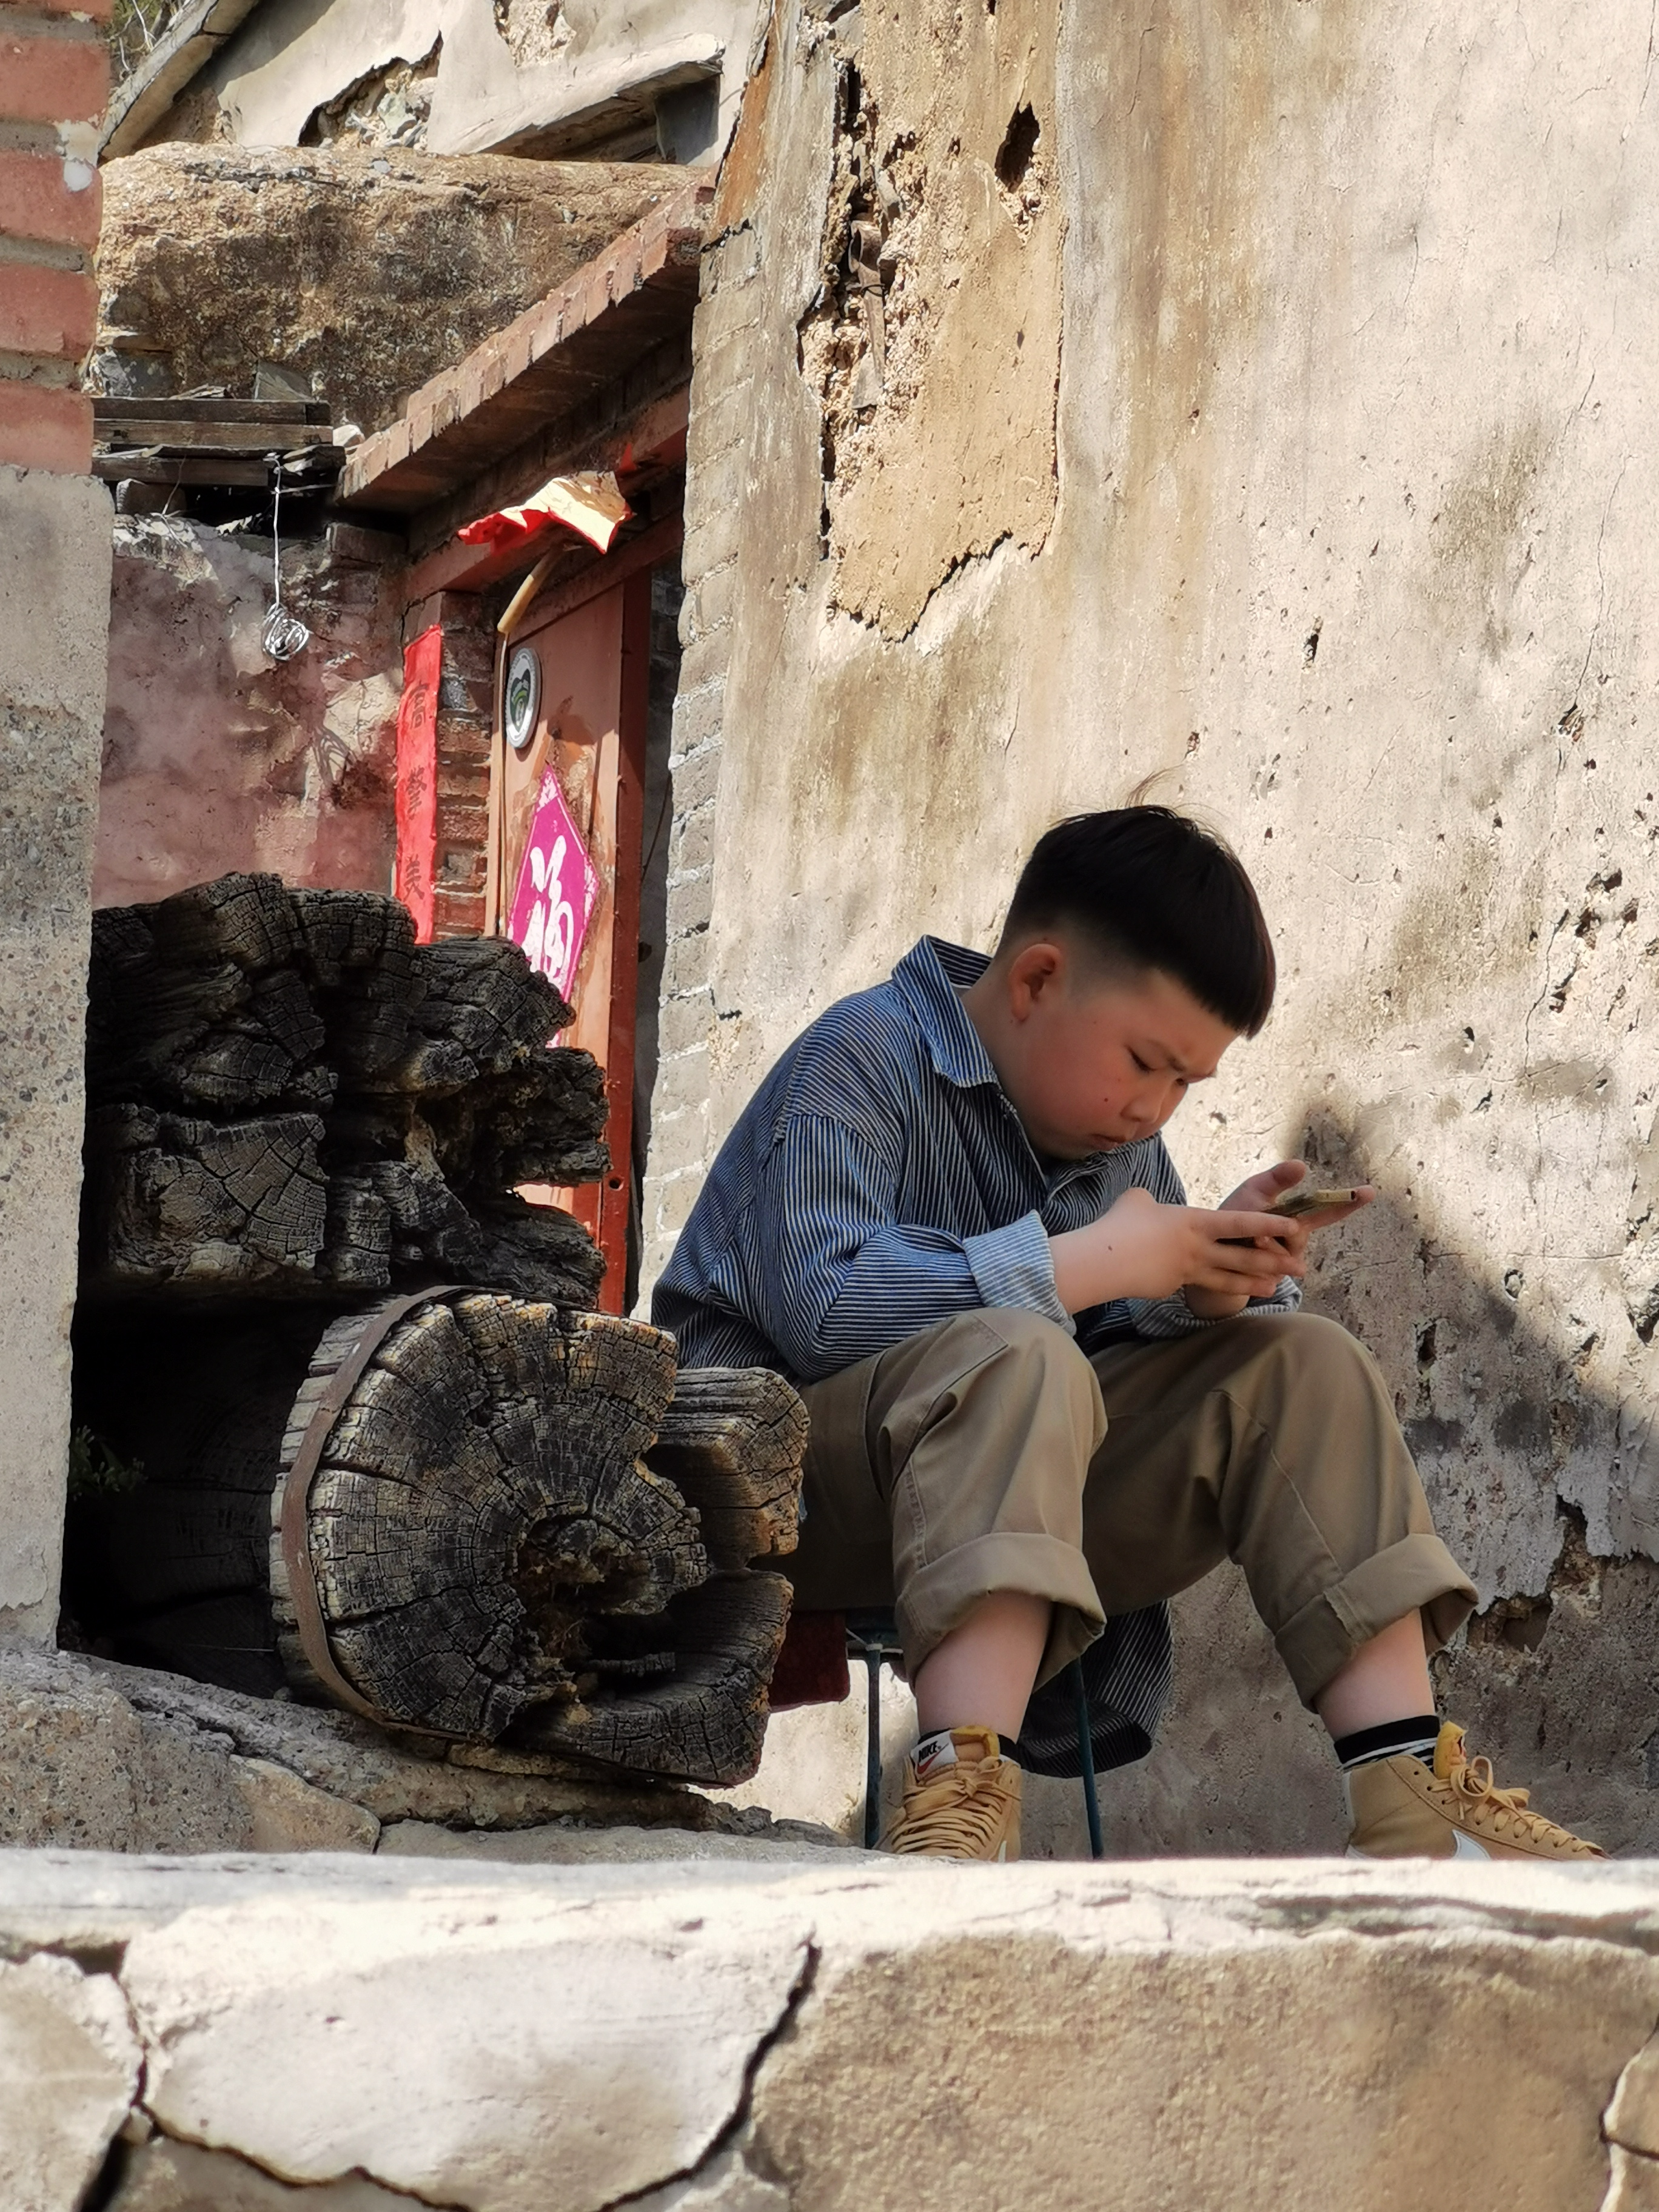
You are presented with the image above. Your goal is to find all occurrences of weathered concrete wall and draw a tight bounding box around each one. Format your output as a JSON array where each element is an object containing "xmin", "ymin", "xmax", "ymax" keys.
[
  {"xmin": 95, "ymin": 515, "xmax": 404, "ymax": 908},
  {"xmin": 0, "ymin": 469, "xmax": 111, "ymax": 1646},
  {"xmin": 8, "ymin": 1851, "xmax": 1659, "ymax": 2211},
  {"xmin": 0, "ymin": 0, "xmax": 113, "ymax": 1655},
  {"xmin": 643, "ymin": 0, "xmax": 1659, "ymax": 1849},
  {"xmin": 144, "ymin": 0, "xmax": 762, "ymax": 164}
]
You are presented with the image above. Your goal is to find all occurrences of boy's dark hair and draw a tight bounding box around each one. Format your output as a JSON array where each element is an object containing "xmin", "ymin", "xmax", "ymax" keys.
[{"xmin": 1002, "ymin": 805, "xmax": 1277, "ymax": 1035}]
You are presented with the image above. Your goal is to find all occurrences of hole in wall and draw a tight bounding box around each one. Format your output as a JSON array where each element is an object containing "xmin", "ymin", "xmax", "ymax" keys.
[
  {"xmin": 1466, "ymin": 1590, "xmax": 1553, "ymax": 1654},
  {"xmin": 994, "ymin": 103, "xmax": 1040, "ymax": 190},
  {"xmin": 298, "ymin": 37, "xmax": 441, "ymax": 148}
]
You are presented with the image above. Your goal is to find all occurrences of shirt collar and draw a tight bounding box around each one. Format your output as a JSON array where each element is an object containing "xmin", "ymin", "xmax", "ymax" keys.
[
  {"xmin": 890, "ymin": 937, "xmax": 1000, "ymax": 1088},
  {"xmin": 891, "ymin": 936, "xmax": 1116, "ymax": 1184}
]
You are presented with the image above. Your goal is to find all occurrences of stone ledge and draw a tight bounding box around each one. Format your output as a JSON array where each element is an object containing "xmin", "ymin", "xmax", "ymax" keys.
[
  {"xmin": 4, "ymin": 1853, "xmax": 1659, "ymax": 2211},
  {"xmin": 0, "ymin": 1649, "xmax": 845, "ymax": 1853}
]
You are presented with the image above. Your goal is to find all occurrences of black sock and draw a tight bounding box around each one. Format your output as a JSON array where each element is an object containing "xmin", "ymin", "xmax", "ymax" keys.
[{"xmin": 1333, "ymin": 1714, "xmax": 1441, "ymax": 1771}]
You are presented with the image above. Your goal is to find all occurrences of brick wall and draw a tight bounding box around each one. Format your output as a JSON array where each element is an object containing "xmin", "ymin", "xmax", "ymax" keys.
[
  {"xmin": 403, "ymin": 589, "xmax": 492, "ymax": 939},
  {"xmin": 0, "ymin": 0, "xmax": 108, "ymax": 472},
  {"xmin": 635, "ymin": 221, "xmax": 762, "ymax": 1299}
]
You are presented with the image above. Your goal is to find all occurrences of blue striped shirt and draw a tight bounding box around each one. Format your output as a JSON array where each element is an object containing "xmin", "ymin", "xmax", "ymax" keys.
[{"xmin": 653, "ymin": 936, "xmax": 1298, "ymax": 1380}]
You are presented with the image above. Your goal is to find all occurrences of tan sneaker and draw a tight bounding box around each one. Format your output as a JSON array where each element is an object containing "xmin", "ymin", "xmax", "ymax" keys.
[
  {"xmin": 884, "ymin": 1726, "xmax": 1023, "ymax": 1861},
  {"xmin": 1347, "ymin": 1721, "xmax": 1606, "ymax": 1862}
]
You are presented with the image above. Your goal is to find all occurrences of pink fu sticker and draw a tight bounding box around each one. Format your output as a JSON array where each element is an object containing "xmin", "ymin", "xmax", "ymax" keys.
[{"xmin": 508, "ymin": 766, "xmax": 600, "ymax": 1008}]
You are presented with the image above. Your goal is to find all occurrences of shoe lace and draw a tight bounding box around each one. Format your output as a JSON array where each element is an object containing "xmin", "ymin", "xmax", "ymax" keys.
[
  {"xmin": 1441, "ymin": 1749, "xmax": 1602, "ymax": 1852},
  {"xmin": 887, "ymin": 1763, "xmax": 1011, "ymax": 1857}
]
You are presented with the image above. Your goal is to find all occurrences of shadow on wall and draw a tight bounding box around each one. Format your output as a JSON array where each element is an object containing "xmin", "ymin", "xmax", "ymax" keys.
[{"xmin": 1091, "ymin": 1101, "xmax": 1659, "ymax": 1858}]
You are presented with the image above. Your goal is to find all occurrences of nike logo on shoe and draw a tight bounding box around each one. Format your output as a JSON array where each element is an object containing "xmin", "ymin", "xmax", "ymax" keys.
[
  {"xmin": 1346, "ymin": 1829, "xmax": 1495, "ymax": 1863},
  {"xmin": 1449, "ymin": 1829, "xmax": 1492, "ymax": 1860}
]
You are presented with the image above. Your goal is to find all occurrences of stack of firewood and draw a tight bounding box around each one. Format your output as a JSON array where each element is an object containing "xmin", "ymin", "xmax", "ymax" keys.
[
  {"xmin": 82, "ymin": 871, "xmax": 607, "ymax": 1304},
  {"xmin": 69, "ymin": 874, "xmax": 807, "ymax": 1789}
]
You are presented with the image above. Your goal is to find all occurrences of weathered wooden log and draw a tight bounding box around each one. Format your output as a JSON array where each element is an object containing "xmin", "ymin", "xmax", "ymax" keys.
[
  {"xmin": 647, "ymin": 1367, "xmax": 808, "ymax": 1569},
  {"xmin": 84, "ymin": 873, "xmax": 608, "ymax": 1304},
  {"xmin": 84, "ymin": 1105, "xmax": 330, "ymax": 1287},
  {"xmin": 511, "ymin": 1573, "xmax": 793, "ymax": 1784},
  {"xmin": 424, "ymin": 1053, "xmax": 611, "ymax": 1195},
  {"xmin": 269, "ymin": 1293, "xmax": 707, "ymax": 1738},
  {"xmin": 65, "ymin": 1293, "xmax": 805, "ymax": 1785},
  {"xmin": 388, "ymin": 936, "xmax": 573, "ymax": 1084},
  {"xmin": 87, "ymin": 909, "xmax": 330, "ymax": 1116},
  {"xmin": 72, "ymin": 870, "xmax": 808, "ymax": 1785}
]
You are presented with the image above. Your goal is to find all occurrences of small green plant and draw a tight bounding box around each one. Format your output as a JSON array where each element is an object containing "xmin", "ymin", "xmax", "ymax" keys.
[{"xmin": 67, "ymin": 1425, "xmax": 144, "ymax": 1499}]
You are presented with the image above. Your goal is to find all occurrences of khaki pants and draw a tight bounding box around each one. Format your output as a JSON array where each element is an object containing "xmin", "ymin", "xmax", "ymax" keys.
[{"xmin": 790, "ymin": 1309, "xmax": 1476, "ymax": 1709}]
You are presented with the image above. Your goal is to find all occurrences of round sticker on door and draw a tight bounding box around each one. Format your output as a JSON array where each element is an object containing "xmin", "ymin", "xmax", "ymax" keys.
[{"xmin": 504, "ymin": 645, "xmax": 541, "ymax": 751}]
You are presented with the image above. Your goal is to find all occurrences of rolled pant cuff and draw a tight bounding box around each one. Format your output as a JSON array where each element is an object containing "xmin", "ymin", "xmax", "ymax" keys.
[
  {"xmin": 1275, "ymin": 1532, "xmax": 1478, "ymax": 1709},
  {"xmin": 896, "ymin": 1533, "xmax": 1105, "ymax": 1686}
]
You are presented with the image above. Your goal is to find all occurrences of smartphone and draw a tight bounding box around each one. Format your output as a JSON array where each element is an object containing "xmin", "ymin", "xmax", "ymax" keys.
[{"xmin": 1265, "ymin": 1186, "xmax": 1363, "ymax": 1220}]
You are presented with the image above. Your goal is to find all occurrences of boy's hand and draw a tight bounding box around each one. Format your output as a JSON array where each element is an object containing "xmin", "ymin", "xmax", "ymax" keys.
[
  {"xmin": 1049, "ymin": 1187, "xmax": 1294, "ymax": 1313},
  {"xmin": 1184, "ymin": 1161, "xmax": 1376, "ymax": 1318}
]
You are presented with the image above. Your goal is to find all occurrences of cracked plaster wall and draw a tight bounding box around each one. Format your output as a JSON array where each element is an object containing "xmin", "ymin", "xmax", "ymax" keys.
[
  {"xmin": 10, "ymin": 1853, "xmax": 1659, "ymax": 2210},
  {"xmin": 642, "ymin": 0, "xmax": 1659, "ymax": 1850}
]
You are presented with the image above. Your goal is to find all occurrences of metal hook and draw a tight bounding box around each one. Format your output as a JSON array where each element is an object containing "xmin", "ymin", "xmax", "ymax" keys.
[{"xmin": 261, "ymin": 466, "xmax": 312, "ymax": 663}]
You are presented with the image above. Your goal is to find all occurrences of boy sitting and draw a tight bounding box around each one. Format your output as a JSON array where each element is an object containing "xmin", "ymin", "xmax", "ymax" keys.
[{"xmin": 652, "ymin": 807, "xmax": 1603, "ymax": 1862}]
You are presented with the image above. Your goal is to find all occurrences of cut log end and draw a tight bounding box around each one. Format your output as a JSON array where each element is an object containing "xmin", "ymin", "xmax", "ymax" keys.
[
  {"xmin": 70, "ymin": 1293, "xmax": 811, "ymax": 1787},
  {"xmin": 270, "ymin": 1295, "xmax": 704, "ymax": 1741},
  {"xmin": 508, "ymin": 1572, "xmax": 794, "ymax": 1786}
]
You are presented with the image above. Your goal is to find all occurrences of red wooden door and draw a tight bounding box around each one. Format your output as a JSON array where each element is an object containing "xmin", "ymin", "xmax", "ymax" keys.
[{"xmin": 495, "ymin": 571, "xmax": 651, "ymax": 1310}]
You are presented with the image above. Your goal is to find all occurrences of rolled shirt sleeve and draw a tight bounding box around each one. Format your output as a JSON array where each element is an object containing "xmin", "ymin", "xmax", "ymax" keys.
[
  {"xmin": 1125, "ymin": 1279, "xmax": 1302, "ymax": 1339},
  {"xmin": 964, "ymin": 1212, "xmax": 1073, "ymax": 1329}
]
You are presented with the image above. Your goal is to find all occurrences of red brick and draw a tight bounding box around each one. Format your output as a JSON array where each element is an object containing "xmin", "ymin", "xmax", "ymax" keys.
[
  {"xmin": 0, "ymin": 381, "xmax": 90, "ymax": 473},
  {"xmin": 15, "ymin": 0, "xmax": 115, "ymax": 21},
  {"xmin": 0, "ymin": 150, "xmax": 99, "ymax": 249},
  {"xmin": 432, "ymin": 888, "xmax": 486, "ymax": 938},
  {"xmin": 0, "ymin": 34, "xmax": 107, "ymax": 128},
  {"xmin": 436, "ymin": 851, "xmax": 487, "ymax": 893},
  {"xmin": 0, "ymin": 263, "xmax": 95, "ymax": 355}
]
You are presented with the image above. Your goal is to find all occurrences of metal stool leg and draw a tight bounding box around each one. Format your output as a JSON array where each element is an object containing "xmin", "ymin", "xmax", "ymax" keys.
[
  {"xmin": 862, "ymin": 1641, "xmax": 883, "ymax": 1849},
  {"xmin": 1068, "ymin": 1657, "xmax": 1104, "ymax": 1860}
]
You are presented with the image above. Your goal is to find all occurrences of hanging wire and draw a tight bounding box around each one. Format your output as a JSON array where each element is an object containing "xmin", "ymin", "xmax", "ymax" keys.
[{"xmin": 260, "ymin": 467, "xmax": 312, "ymax": 662}]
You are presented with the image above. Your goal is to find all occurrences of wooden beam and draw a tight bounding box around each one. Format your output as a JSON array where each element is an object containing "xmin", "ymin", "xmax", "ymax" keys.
[
  {"xmin": 337, "ymin": 183, "xmax": 709, "ymax": 514},
  {"xmin": 99, "ymin": 0, "xmax": 265, "ymax": 158},
  {"xmin": 95, "ymin": 399, "xmax": 330, "ymax": 425},
  {"xmin": 98, "ymin": 424, "xmax": 338, "ymax": 454},
  {"xmin": 92, "ymin": 454, "xmax": 273, "ymax": 488},
  {"xmin": 407, "ymin": 343, "xmax": 691, "ymax": 560}
]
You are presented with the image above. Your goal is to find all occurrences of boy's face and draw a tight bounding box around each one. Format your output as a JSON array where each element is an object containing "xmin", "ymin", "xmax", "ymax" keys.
[{"xmin": 973, "ymin": 936, "xmax": 1241, "ymax": 1161}]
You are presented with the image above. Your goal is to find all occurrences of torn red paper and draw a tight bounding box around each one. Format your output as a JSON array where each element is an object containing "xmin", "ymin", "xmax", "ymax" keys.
[{"xmin": 457, "ymin": 471, "xmax": 631, "ymax": 554}]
